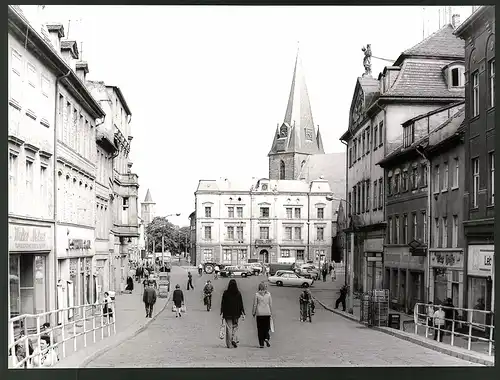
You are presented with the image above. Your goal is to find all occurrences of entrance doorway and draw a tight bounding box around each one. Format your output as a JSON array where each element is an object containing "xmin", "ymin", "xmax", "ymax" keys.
[{"xmin": 259, "ymin": 250, "xmax": 269, "ymax": 264}]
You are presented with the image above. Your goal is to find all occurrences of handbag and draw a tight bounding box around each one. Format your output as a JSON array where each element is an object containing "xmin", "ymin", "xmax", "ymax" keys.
[
  {"xmin": 270, "ymin": 316, "xmax": 275, "ymax": 333},
  {"xmin": 172, "ymin": 304, "xmax": 177, "ymax": 312},
  {"xmin": 219, "ymin": 318, "xmax": 226, "ymax": 340}
]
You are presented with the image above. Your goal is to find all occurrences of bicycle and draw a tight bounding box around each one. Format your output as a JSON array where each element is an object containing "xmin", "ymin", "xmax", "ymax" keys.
[{"xmin": 204, "ymin": 293, "xmax": 212, "ymax": 311}]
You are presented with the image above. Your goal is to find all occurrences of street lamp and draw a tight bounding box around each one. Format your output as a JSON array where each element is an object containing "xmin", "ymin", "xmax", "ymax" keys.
[{"xmin": 326, "ymin": 195, "xmax": 355, "ymax": 314}]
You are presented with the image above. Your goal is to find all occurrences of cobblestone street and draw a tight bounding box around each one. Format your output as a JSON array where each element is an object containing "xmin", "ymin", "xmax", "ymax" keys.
[{"xmin": 87, "ymin": 275, "xmax": 480, "ymax": 367}]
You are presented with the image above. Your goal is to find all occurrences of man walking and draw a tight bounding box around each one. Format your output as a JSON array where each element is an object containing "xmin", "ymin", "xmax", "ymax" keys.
[
  {"xmin": 143, "ymin": 281, "xmax": 157, "ymax": 318},
  {"xmin": 187, "ymin": 271, "xmax": 194, "ymax": 290}
]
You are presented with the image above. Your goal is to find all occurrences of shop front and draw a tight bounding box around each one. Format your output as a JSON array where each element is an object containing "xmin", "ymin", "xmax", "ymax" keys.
[
  {"xmin": 9, "ymin": 222, "xmax": 54, "ymax": 328},
  {"xmin": 429, "ymin": 249, "xmax": 465, "ymax": 308},
  {"xmin": 467, "ymin": 245, "xmax": 494, "ymax": 327},
  {"xmin": 57, "ymin": 225, "xmax": 96, "ymax": 316},
  {"xmin": 384, "ymin": 246, "xmax": 425, "ymax": 313}
]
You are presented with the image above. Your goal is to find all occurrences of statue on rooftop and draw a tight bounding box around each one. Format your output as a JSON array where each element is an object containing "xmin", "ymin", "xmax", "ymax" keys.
[{"xmin": 362, "ymin": 44, "xmax": 372, "ymax": 77}]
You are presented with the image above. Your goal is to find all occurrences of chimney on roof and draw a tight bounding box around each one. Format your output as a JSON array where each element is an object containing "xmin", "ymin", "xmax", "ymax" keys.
[
  {"xmin": 46, "ymin": 24, "xmax": 65, "ymax": 54},
  {"xmin": 75, "ymin": 61, "xmax": 89, "ymax": 83},
  {"xmin": 60, "ymin": 40, "xmax": 79, "ymax": 70},
  {"xmin": 452, "ymin": 14, "xmax": 461, "ymax": 29}
]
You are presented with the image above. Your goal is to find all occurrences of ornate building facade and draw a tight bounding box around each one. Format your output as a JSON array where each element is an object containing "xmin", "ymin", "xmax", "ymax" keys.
[{"xmin": 195, "ymin": 178, "xmax": 334, "ymax": 266}]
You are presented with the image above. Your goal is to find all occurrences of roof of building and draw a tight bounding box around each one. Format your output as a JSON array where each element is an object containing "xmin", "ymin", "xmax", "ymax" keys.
[
  {"xmin": 269, "ymin": 47, "xmax": 324, "ymax": 156},
  {"xmin": 383, "ymin": 59, "xmax": 465, "ymax": 99},
  {"xmin": 300, "ymin": 153, "xmax": 346, "ymax": 198},
  {"xmin": 196, "ymin": 177, "xmax": 332, "ymax": 194},
  {"xmin": 398, "ymin": 24, "xmax": 464, "ymax": 63}
]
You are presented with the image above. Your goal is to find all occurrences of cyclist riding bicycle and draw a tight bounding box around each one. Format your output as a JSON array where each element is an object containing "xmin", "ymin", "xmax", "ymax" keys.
[
  {"xmin": 203, "ymin": 280, "xmax": 214, "ymax": 311},
  {"xmin": 299, "ymin": 289, "xmax": 314, "ymax": 323}
]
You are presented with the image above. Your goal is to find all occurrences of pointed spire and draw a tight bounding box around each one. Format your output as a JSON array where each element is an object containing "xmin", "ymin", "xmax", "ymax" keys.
[
  {"xmin": 283, "ymin": 45, "xmax": 315, "ymax": 132},
  {"xmin": 143, "ymin": 189, "xmax": 154, "ymax": 203}
]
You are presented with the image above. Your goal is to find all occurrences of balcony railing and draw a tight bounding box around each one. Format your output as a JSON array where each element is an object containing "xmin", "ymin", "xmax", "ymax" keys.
[{"xmin": 8, "ymin": 301, "xmax": 116, "ymax": 368}]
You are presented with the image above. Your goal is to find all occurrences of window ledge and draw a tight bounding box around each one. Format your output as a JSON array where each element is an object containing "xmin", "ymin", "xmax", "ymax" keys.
[
  {"xmin": 470, "ymin": 207, "xmax": 479, "ymax": 211},
  {"xmin": 487, "ymin": 204, "xmax": 495, "ymax": 209},
  {"xmin": 441, "ymin": 189, "xmax": 448, "ymax": 194},
  {"xmin": 433, "ymin": 192, "xmax": 440, "ymax": 196},
  {"xmin": 470, "ymin": 114, "xmax": 480, "ymax": 123},
  {"xmin": 451, "ymin": 186, "xmax": 459, "ymax": 191}
]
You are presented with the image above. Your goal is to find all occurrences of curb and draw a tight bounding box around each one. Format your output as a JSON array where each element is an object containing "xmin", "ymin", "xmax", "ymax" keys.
[{"xmin": 313, "ymin": 296, "xmax": 494, "ymax": 367}]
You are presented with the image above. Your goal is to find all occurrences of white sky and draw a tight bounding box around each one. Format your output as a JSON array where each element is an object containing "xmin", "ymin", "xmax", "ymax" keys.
[{"xmin": 21, "ymin": 5, "xmax": 474, "ymax": 226}]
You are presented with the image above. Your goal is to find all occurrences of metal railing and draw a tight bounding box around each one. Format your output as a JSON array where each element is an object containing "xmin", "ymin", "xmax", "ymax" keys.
[
  {"xmin": 414, "ymin": 303, "xmax": 494, "ymax": 357},
  {"xmin": 8, "ymin": 300, "xmax": 116, "ymax": 369}
]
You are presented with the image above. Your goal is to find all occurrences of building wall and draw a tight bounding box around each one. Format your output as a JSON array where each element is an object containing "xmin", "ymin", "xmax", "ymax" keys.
[
  {"xmin": 458, "ymin": 8, "xmax": 495, "ymax": 314},
  {"xmin": 195, "ymin": 180, "xmax": 332, "ymax": 266},
  {"xmin": 8, "ymin": 31, "xmax": 58, "ymax": 320}
]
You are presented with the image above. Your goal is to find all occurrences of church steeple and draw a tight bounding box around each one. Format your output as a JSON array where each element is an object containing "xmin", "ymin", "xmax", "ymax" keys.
[
  {"xmin": 268, "ymin": 44, "xmax": 325, "ymax": 180},
  {"xmin": 141, "ymin": 188, "xmax": 156, "ymax": 225}
]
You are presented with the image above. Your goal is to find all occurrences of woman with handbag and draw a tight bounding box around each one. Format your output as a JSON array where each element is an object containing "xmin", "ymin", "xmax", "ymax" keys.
[
  {"xmin": 252, "ymin": 282, "xmax": 273, "ymax": 348},
  {"xmin": 220, "ymin": 279, "xmax": 245, "ymax": 348},
  {"xmin": 172, "ymin": 284, "xmax": 185, "ymax": 318}
]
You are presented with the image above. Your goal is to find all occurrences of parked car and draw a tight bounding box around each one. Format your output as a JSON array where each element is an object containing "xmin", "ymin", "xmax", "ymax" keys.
[
  {"xmin": 242, "ymin": 264, "xmax": 258, "ymax": 275},
  {"xmin": 295, "ymin": 264, "xmax": 320, "ymax": 280},
  {"xmin": 274, "ymin": 270, "xmax": 296, "ymax": 277},
  {"xmin": 268, "ymin": 272, "xmax": 314, "ymax": 288},
  {"xmin": 220, "ymin": 265, "xmax": 251, "ymax": 278},
  {"xmin": 249, "ymin": 262, "xmax": 264, "ymax": 275}
]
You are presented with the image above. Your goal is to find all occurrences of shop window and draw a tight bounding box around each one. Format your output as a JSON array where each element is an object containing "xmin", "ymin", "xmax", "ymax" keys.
[
  {"xmin": 9, "ymin": 255, "xmax": 20, "ymax": 319},
  {"xmin": 468, "ymin": 277, "xmax": 491, "ymax": 329}
]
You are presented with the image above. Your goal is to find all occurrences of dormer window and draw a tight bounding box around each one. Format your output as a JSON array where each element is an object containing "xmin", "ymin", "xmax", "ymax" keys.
[{"xmin": 445, "ymin": 63, "xmax": 465, "ymax": 89}]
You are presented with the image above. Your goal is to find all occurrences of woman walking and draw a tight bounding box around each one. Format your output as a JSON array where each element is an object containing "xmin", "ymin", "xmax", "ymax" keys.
[
  {"xmin": 220, "ymin": 279, "xmax": 245, "ymax": 348},
  {"xmin": 252, "ymin": 282, "xmax": 273, "ymax": 348},
  {"xmin": 172, "ymin": 284, "xmax": 185, "ymax": 318}
]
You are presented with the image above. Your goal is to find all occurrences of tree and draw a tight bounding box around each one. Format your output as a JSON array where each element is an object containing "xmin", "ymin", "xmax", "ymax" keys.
[
  {"xmin": 177, "ymin": 226, "xmax": 191, "ymax": 254},
  {"xmin": 145, "ymin": 216, "xmax": 177, "ymax": 253}
]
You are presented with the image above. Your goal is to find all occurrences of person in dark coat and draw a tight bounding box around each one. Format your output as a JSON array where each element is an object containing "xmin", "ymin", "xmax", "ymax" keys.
[
  {"xmin": 172, "ymin": 284, "xmax": 184, "ymax": 318},
  {"xmin": 220, "ymin": 279, "xmax": 245, "ymax": 348},
  {"xmin": 143, "ymin": 281, "xmax": 157, "ymax": 318},
  {"xmin": 335, "ymin": 285, "xmax": 348, "ymax": 312},
  {"xmin": 125, "ymin": 276, "xmax": 134, "ymax": 293},
  {"xmin": 187, "ymin": 271, "xmax": 194, "ymax": 290}
]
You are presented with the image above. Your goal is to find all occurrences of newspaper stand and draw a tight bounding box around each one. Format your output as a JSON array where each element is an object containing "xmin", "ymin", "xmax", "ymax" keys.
[{"xmin": 360, "ymin": 289, "xmax": 389, "ymax": 327}]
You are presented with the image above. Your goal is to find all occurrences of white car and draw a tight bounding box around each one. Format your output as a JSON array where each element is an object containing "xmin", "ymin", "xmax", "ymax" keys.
[
  {"xmin": 268, "ymin": 272, "xmax": 314, "ymax": 288},
  {"xmin": 220, "ymin": 265, "xmax": 251, "ymax": 278},
  {"xmin": 274, "ymin": 270, "xmax": 296, "ymax": 277}
]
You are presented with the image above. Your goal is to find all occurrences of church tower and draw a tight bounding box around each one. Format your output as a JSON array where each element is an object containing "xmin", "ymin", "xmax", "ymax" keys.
[
  {"xmin": 141, "ymin": 189, "xmax": 156, "ymax": 226},
  {"xmin": 268, "ymin": 46, "xmax": 325, "ymax": 180}
]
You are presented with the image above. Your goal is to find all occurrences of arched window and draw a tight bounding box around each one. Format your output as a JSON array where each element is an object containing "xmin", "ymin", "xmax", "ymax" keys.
[{"xmin": 280, "ymin": 160, "xmax": 285, "ymax": 180}]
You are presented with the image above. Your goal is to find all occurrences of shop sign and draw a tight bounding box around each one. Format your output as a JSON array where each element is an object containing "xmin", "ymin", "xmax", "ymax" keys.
[
  {"xmin": 68, "ymin": 239, "xmax": 92, "ymax": 250},
  {"xmin": 467, "ymin": 245, "xmax": 494, "ymax": 277},
  {"xmin": 430, "ymin": 250, "xmax": 463, "ymax": 269},
  {"xmin": 9, "ymin": 224, "xmax": 51, "ymax": 251}
]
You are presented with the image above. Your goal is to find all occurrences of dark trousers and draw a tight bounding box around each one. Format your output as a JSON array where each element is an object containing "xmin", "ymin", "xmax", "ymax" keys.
[
  {"xmin": 335, "ymin": 296, "xmax": 346, "ymax": 311},
  {"xmin": 322, "ymin": 272, "xmax": 327, "ymax": 282},
  {"xmin": 256, "ymin": 316, "xmax": 271, "ymax": 347},
  {"xmin": 187, "ymin": 279, "xmax": 194, "ymax": 290},
  {"xmin": 145, "ymin": 303, "xmax": 154, "ymax": 318}
]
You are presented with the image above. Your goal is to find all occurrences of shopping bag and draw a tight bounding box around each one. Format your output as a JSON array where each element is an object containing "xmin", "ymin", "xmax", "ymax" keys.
[
  {"xmin": 181, "ymin": 305, "xmax": 186, "ymax": 313},
  {"xmin": 270, "ymin": 316, "xmax": 275, "ymax": 333},
  {"xmin": 219, "ymin": 318, "xmax": 226, "ymax": 340},
  {"xmin": 172, "ymin": 304, "xmax": 176, "ymax": 312}
]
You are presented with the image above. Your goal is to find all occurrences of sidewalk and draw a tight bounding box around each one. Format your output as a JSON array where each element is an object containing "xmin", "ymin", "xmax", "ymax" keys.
[
  {"xmin": 54, "ymin": 265, "xmax": 191, "ymax": 368},
  {"xmin": 311, "ymin": 278, "xmax": 494, "ymax": 366}
]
